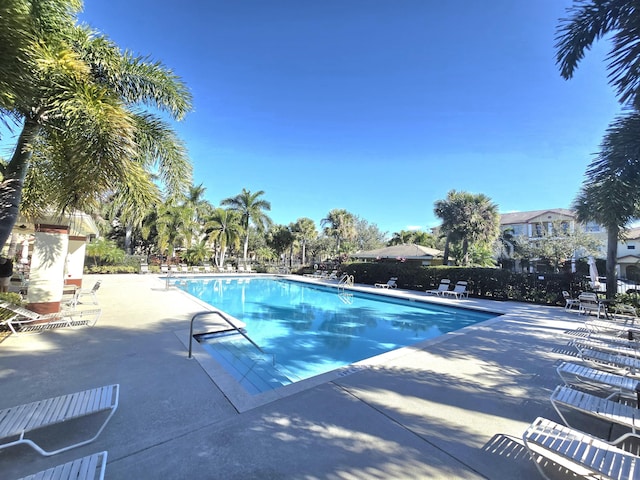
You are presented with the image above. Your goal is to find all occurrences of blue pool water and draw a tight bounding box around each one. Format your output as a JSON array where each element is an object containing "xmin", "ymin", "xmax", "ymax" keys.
[{"xmin": 174, "ymin": 277, "xmax": 498, "ymax": 394}]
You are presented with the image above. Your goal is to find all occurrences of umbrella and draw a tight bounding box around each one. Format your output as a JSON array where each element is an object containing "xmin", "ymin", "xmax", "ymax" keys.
[{"xmin": 588, "ymin": 256, "xmax": 601, "ymax": 290}]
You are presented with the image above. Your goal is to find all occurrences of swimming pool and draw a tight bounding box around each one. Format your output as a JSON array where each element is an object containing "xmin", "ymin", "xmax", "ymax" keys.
[{"xmin": 174, "ymin": 277, "xmax": 499, "ymax": 396}]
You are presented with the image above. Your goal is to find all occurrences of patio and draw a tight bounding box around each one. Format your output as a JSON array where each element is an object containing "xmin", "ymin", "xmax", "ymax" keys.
[{"xmin": 0, "ymin": 274, "xmax": 606, "ymax": 479}]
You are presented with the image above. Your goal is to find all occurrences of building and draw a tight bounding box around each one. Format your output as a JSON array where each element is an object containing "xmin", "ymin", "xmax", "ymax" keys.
[{"xmin": 500, "ymin": 208, "xmax": 604, "ymax": 271}]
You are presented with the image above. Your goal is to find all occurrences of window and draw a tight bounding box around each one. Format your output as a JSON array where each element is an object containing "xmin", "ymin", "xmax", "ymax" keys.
[
  {"xmin": 585, "ymin": 221, "xmax": 601, "ymax": 233},
  {"xmin": 628, "ymin": 245, "xmax": 636, "ymax": 250}
]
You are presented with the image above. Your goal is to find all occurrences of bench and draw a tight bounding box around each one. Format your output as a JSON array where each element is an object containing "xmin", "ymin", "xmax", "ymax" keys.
[
  {"xmin": 17, "ymin": 451, "xmax": 108, "ymax": 480},
  {"xmin": 0, "ymin": 384, "xmax": 119, "ymax": 456}
]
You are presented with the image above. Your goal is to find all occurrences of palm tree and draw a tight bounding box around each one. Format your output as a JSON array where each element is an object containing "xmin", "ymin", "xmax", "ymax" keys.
[
  {"xmin": 155, "ymin": 203, "xmax": 189, "ymax": 261},
  {"xmin": 573, "ymin": 113, "xmax": 640, "ymax": 297},
  {"xmin": 434, "ymin": 190, "xmax": 500, "ymax": 266},
  {"xmin": 0, "ymin": 1, "xmax": 193, "ymax": 249},
  {"xmin": 389, "ymin": 230, "xmax": 414, "ymax": 246},
  {"xmin": 556, "ymin": 0, "xmax": 640, "ymax": 109},
  {"xmin": 204, "ymin": 208, "xmax": 242, "ymax": 268},
  {"xmin": 321, "ymin": 209, "xmax": 356, "ymax": 255},
  {"xmin": 179, "ymin": 184, "xmax": 213, "ymax": 249},
  {"xmin": 291, "ymin": 217, "xmax": 317, "ymax": 265},
  {"xmin": 221, "ymin": 189, "xmax": 272, "ymax": 263}
]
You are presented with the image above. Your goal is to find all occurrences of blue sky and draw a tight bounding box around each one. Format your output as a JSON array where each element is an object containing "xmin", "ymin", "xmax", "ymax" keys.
[{"xmin": 15, "ymin": 1, "xmax": 628, "ymax": 236}]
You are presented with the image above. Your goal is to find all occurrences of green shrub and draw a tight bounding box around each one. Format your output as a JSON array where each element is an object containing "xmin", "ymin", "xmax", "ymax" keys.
[{"xmin": 330, "ymin": 262, "xmax": 589, "ymax": 305}]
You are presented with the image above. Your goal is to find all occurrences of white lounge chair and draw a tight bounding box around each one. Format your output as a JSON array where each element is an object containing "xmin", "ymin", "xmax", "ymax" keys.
[
  {"xmin": 550, "ymin": 384, "xmax": 640, "ymax": 441},
  {"xmin": 17, "ymin": 451, "xmax": 108, "ymax": 480},
  {"xmin": 556, "ymin": 361, "xmax": 640, "ymax": 398},
  {"xmin": 613, "ymin": 303, "xmax": 638, "ymax": 319},
  {"xmin": 425, "ymin": 279, "xmax": 451, "ymax": 295},
  {"xmin": 140, "ymin": 263, "xmax": 149, "ymax": 274},
  {"xmin": 441, "ymin": 281, "xmax": 468, "ymax": 299},
  {"xmin": 67, "ymin": 280, "xmax": 101, "ymax": 307},
  {"xmin": 562, "ymin": 290, "xmax": 579, "ymax": 310},
  {"xmin": 523, "ymin": 417, "xmax": 640, "ymax": 480},
  {"xmin": 569, "ymin": 336, "xmax": 639, "ymax": 359},
  {"xmin": 579, "ymin": 292, "xmax": 605, "ymax": 317},
  {"xmin": 0, "ymin": 384, "xmax": 119, "ymax": 456},
  {"xmin": 375, "ymin": 277, "xmax": 398, "ymax": 289},
  {"xmin": 0, "ymin": 302, "xmax": 102, "ymax": 335}
]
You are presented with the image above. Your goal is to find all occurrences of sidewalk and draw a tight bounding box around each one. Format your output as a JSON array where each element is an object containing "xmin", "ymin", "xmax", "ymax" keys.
[{"xmin": 0, "ymin": 274, "xmax": 597, "ymax": 479}]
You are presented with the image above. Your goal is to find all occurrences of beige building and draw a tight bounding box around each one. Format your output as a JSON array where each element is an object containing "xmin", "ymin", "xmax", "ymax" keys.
[{"xmin": 498, "ymin": 208, "xmax": 609, "ymax": 273}]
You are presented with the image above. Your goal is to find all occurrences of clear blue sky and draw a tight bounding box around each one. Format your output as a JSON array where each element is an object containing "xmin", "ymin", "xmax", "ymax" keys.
[{"xmin": 29, "ymin": 2, "xmax": 633, "ymax": 236}]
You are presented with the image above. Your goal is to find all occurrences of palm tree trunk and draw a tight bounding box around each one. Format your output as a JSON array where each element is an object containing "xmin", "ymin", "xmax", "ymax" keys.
[
  {"xmin": 220, "ymin": 246, "xmax": 227, "ymax": 267},
  {"xmin": 302, "ymin": 240, "xmax": 306, "ymax": 265},
  {"xmin": 606, "ymin": 226, "xmax": 619, "ymax": 299},
  {"xmin": 462, "ymin": 238, "xmax": 469, "ymax": 266},
  {"xmin": 0, "ymin": 118, "xmax": 41, "ymax": 250},
  {"xmin": 125, "ymin": 224, "xmax": 133, "ymax": 254},
  {"xmin": 442, "ymin": 236, "xmax": 450, "ymax": 266},
  {"xmin": 243, "ymin": 233, "xmax": 249, "ymax": 263}
]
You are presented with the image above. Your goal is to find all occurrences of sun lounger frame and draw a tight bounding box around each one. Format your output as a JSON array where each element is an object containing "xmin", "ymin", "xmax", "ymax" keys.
[
  {"xmin": 0, "ymin": 384, "xmax": 119, "ymax": 456},
  {"xmin": 0, "ymin": 302, "xmax": 102, "ymax": 335},
  {"xmin": 17, "ymin": 451, "xmax": 108, "ymax": 480},
  {"xmin": 523, "ymin": 417, "xmax": 640, "ymax": 480},
  {"xmin": 550, "ymin": 384, "xmax": 640, "ymax": 443}
]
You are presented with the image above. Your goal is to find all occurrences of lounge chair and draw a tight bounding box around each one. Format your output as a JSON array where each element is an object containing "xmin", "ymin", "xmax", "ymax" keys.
[
  {"xmin": 425, "ymin": 279, "xmax": 451, "ymax": 295},
  {"xmin": 17, "ymin": 451, "xmax": 108, "ymax": 480},
  {"xmin": 556, "ymin": 361, "xmax": 640, "ymax": 398},
  {"xmin": 160, "ymin": 264, "xmax": 169, "ymax": 273},
  {"xmin": 0, "ymin": 384, "xmax": 119, "ymax": 456},
  {"xmin": 613, "ymin": 303, "xmax": 638, "ymax": 319},
  {"xmin": 375, "ymin": 277, "xmax": 398, "ymax": 289},
  {"xmin": 562, "ymin": 291, "xmax": 579, "ymax": 310},
  {"xmin": 0, "ymin": 302, "xmax": 102, "ymax": 335},
  {"xmin": 245, "ymin": 264, "xmax": 253, "ymax": 273},
  {"xmin": 578, "ymin": 292, "xmax": 604, "ymax": 318},
  {"xmin": 550, "ymin": 384, "xmax": 640, "ymax": 441},
  {"xmin": 140, "ymin": 263, "xmax": 149, "ymax": 274},
  {"xmin": 202, "ymin": 264, "xmax": 213, "ymax": 273},
  {"xmin": 441, "ymin": 281, "xmax": 468, "ymax": 299},
  {"xmin": 574, "ymin": 346, "xmax": 640, "ymax": 375},
  {"xmin": 523, "ymin": 417, "xmax": 640, "ymax": 480},
  {"xmin": 68, "ymin": 280, "xmax": 101, "ymax": 307},
  {"xmin": 237, "ymin": 265, "xmax": 246, "ymax": 273},
  {"xmin": 569, "ymin": 336, "xmax": 639, "ymax": 359}
]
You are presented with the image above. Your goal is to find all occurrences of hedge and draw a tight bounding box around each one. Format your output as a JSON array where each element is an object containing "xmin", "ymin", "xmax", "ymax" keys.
[{"xmin": 327, "ymin": 262, "xmax": 590, "ymax": 306}]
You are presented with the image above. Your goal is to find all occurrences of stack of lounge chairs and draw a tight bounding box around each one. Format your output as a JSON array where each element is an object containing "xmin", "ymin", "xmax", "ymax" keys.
[{"xmin": 522, "ymin": 307, "xmax": 640, "ymax": 479}]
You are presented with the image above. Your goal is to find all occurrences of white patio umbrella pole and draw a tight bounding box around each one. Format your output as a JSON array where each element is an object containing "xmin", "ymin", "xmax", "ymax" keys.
[{"xmin": 588, "ymin": 256, "xmax": 600, "ymax": 291}]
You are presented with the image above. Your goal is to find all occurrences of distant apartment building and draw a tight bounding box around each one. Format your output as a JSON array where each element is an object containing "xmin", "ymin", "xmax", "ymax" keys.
[
  {"xmin": 617, "ymin": 227, "xmax": 640, "ymax": 281},
  {"xmin": 498, "ymin": 208, "xmax": 616, "ymax": 274}
]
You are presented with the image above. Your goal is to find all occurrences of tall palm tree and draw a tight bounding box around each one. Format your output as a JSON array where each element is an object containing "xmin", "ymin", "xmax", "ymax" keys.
[
  {"xmin": 573, "ymin": 113, "xmax": 640, "ymax": 297},
  {"xmin": 291, "ymin": 217, "xmax": 317, "ymax": 266},
  {"xmin": 321, "ymin": 209, "xmax": 356, "ymax": 255},
  {"xmin": 155, "ymin": 202, "xmax": 190, "ymax": 261},
  {"xmin": 434, "ymin": 190, "xmax": 500, "ymax": 266},
  {"xmin": 0, "ymin": 0, "xmax": 192, "ymax": 249},
  {"xmin": 556, "ymin": 0, "xmax": 640, "ymax": 296},
  {"xmin": 221, "ymin": 189, "xmax": 272, "ymax": 263},
  {"xmin": 204, "ymin": 208, "xmax": 242, "ymax": 268},
  {"xmin": 556, "ymin": 0, "xmax": 640, "ymax": 109}
]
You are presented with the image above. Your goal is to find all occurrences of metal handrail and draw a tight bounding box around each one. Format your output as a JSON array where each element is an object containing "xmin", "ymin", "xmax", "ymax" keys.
[{"xmin": 188, "ymin": 310, "xmax": 274, "ymax": 365}]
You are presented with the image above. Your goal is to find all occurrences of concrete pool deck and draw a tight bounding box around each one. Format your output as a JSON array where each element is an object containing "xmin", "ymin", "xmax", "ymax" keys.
[{"xmin": 0, "ymin": 274, "xmax": 612, "ymax": 479}]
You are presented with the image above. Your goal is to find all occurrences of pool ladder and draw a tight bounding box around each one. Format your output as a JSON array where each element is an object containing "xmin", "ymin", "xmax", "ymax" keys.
[
  {"xmin": 188, "ymin": 310, "xmax": 275, "ymax": 365},
  {"xmin": 337, "ymin": 274, "xmax": 354, "ymax": 303}
]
